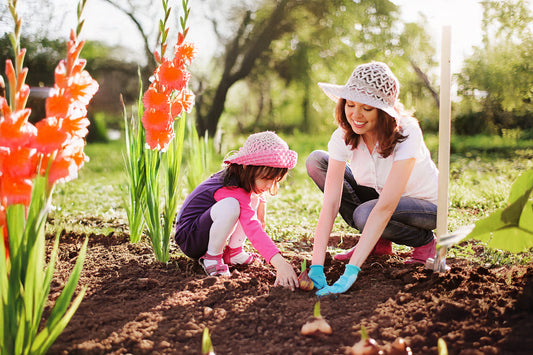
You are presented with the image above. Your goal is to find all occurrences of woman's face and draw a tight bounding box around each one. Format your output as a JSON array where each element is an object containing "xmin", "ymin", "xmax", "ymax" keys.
[{"xmin": 344, "ymin": 100, "xmax": 379, "ymax": 137}]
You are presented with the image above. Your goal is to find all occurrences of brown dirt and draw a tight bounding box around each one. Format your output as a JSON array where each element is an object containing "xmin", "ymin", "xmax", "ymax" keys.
[{"xmin": 46, "ymin": 231, "xmax": 533, "ymax": 355}]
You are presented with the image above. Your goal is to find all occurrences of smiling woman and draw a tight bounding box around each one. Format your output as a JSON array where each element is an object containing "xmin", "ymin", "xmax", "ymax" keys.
[{"xmin": 307, "ymin": 61, "xmax": 439, "ymax": 296}]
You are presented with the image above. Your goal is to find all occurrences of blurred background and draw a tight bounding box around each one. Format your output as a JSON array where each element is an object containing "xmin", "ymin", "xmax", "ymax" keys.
[{"xmin": 1, "ymin": 0, "xmax": 532, "ymax": 147}]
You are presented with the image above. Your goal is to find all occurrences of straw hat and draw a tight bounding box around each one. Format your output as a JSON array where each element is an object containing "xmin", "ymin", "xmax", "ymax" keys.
[
  {"xmin": 223, "ymin": 131, "xmax": 297, "ymax": 169},
  {"xmin": 318, "ymin": 62, "xmax": 400, "ymax": 119}
]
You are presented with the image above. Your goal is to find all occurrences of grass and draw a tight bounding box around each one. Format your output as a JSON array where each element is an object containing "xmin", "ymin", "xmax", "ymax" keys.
[{"xmin": 48, "ymin": 132, "xmax": 533, "ymax": 265}]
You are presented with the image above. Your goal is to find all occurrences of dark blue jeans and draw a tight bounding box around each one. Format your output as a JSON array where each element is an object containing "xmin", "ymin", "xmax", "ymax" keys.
[{"xmin": 306, "ymin": 150, "xmax": 436, "ymax": 247}]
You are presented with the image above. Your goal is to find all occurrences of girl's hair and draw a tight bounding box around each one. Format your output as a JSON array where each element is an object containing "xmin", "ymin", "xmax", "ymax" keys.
[
  {"xmin": 335, "ymin": 98, "xmax": 407, "ymax": 158},
  {"xmin": 223, "ymin": 164, "xmax": 288, "ymax": 195}
]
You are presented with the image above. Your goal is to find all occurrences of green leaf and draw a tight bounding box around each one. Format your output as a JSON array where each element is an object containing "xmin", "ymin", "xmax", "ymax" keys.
[
  {"xmin": 484, "ymin": 226, "xmax": 533, "ymax": 253},
  {"xmin": 313, "ymin": 301, "xmax": 321, "ymax": 318},
  {"xmin": 201, "ymin": 328, "xmax": 214, "ymax": 355},
  {"xmin": 438, "ymin": 338, "xmax": 448, "ymax": 355},
  {"xmin": 518, "ymin": 201, "xmax": 533, "ymax": 234},
  {"xmin": 507, "ymin": 169, "xmax": 533, "ymax": 206},
  {"xmin": 466, "ymin": 169, "xmax": 533, "ymax": 253},
  {"xmin": 32, "ymin": 286, "xmax": 88, "ymax": 354},
  {"xmin": 45, "ymin": 237, "xmax": 88, "ymax": 331}
]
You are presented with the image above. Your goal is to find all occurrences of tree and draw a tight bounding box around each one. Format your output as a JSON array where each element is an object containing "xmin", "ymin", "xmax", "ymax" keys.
[
  {"xmin": 194, "ymin": 0, "xmax": 439, "ymax": 137},
  {"xmin": 99, "ymin": 0, "xmax": 160, "ymax": 72},
  {"xmin": 456, "ymin": 0, "xmax": 533, "ymax": 133}
]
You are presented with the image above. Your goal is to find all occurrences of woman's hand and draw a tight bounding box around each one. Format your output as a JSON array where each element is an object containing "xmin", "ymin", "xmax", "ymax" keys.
[
  {"xmin": 316, "ymin": 264, "xmax": 360, "ymax": 296},
  {"xmin": 308, "ymin": 265, "xmax": 327, "ymax": 289},
  {"xmin": 270, "ymin": 253, "xmax": 298, "ymax": 291}
]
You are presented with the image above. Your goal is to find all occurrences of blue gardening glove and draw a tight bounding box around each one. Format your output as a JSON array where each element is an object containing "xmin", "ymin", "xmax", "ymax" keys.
[
  {"xmin": 316, "ymin": 264, "xmax": 361, "ymax": 296},
  {"xmin": 308, "ymin": 265, "xmax": 327, "ymax": 290}
]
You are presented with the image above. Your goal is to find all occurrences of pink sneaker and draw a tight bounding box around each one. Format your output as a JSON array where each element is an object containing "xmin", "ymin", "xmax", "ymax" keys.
[
  {"xmin": 334, "ymin": 238, "xmax": 393, "ymax": 261},
  {"xmin": 404, "ymin": 237, "xmax": 436, "ymax": 264},
  {"xmin": 372, "ymin": 238, "xmax": 393, "ymax": 256}
]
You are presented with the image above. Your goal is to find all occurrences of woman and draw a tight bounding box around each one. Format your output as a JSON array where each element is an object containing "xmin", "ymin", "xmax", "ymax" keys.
[{"xmin": 306, "ymin": 62, "xmax": 439, "ymax": 296}]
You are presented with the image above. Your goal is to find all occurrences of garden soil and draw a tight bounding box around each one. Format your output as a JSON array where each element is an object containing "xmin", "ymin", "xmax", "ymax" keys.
[{"xmin": 46, "ymin": 231, "xmax": 533, "ymax": 355}]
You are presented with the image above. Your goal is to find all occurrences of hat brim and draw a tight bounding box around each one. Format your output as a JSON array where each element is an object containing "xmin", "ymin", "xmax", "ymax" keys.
[
  {"xmin": 224, "ymin": 149, "xmax": 298, "ymax": 169},
  {"xmin": 318, "ymin": 82, "xmax": 400, "ymax": 119}
]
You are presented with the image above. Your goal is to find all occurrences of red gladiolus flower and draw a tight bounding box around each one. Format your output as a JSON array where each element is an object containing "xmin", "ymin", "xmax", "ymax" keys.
[
  {"xmin": 179, "ymin": 89, "xmax": 195, "ymax": 114},
  {"xmin": 62, "ymin": 116, "xmax": 90, "ymax": 139}
]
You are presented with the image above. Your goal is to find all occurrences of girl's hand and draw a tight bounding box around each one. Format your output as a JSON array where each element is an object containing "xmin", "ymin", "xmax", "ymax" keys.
[{"xmin": 270, "ymin": 253, "xmax": 298, "ymax": 291}]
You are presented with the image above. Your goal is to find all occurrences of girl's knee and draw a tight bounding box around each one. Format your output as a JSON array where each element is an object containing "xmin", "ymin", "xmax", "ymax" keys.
[{"xmin": 211, "ymin": 197, "xmax": 240, "ymax": 221}]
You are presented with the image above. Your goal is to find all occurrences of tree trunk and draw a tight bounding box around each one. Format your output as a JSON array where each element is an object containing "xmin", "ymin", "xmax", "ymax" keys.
[
  {"xmin": 196, "ymin": 0, "xmax": 291, "ymax": 137},
  {"xmin": 410, "ymin": 59, "xmax": 440, "ymax": 107}
]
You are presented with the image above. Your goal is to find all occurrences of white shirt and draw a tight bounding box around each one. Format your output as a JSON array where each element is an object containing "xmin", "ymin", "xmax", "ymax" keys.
[{"xmin": 327, "ymin": 116, "xmax": 439, "ymax": 205}]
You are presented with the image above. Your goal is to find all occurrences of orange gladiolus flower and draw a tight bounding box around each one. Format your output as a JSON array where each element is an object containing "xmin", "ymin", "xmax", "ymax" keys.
[
  {"xmin": 33, "ymin": 117, "xmax": 69, "ymax": 154},
  {"xmin": 145, "ymin": 126, "xmax": 175, "ymax": 152},
  {"xmin": 142, "ymin": 108, "xmax": 172, "ymax": 131},
  {"xmin": 155, "ymin": 60, "xmax": 190, "ymax": 93},
  {"xmin": 174, "ymin": 42, "xmax": 196, "ymax": 66},
  {"xmin": 0, "ymin": 107, "xmax": 37, "ymax": 150},
  {"xmin": 47, "ymin": 137, "xmax": 87, "ymax": 186},
  {"xmin": 142, "ymin": 85, "xmax": 170, "ymax": 111},
  {"xmin": 62, "ymin": 116, "xmax": 90, "ymax": 139},
  {"xmin": 0, "ymin": 174, "xmax": 33, "ymax": 206},
  {"xmin": 0, "ymin": 147, "xmax": 38, "ymax": 180},
  {"xmin": 67, "ymin": 69, "xmax": 99, "ymax": 105},
  {"xmin": 45, "ymin": 90, "xmax": 71, "ymax": 118},
  {"xmin": 141, "ymin": 36, "xmax": 195, "ymax": 151}
]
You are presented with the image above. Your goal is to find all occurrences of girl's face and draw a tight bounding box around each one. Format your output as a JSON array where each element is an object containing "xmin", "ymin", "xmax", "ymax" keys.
[
  {"xmin": 253, "ymin": 176, "xmax": 277, "ymax": 194},
  {"xmin": 345, "ymin": 100, "xmax": 379, "ymax": 137}
]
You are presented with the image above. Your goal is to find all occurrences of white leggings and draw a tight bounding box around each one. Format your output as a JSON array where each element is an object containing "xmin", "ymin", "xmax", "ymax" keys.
[{"xmin": 207, "ymin": 197, "xmax": 247, "ymax": 255}]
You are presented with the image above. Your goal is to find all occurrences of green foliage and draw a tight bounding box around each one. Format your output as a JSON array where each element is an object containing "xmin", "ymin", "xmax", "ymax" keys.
[
  {"xmin": 182, "ymin": 118, "xmax": 219, "ymax": 194},
  {"xmin": 456, "ymin": 0, "xmax": 533, "ymax": 132},
  {"xmin": 213, "ymin": 0, "xmax": 439, "ymax": 136},
  {"xmin": 1, "ymin": 175, "xmax": 88, "ymax": 355},
  {"xmin": 0, "ymin": 34, "xmax": 65, "ymax": 86},
  {"xmin": 465, "ymin": 169, "xmax": 533, "ymax": 253},
  {"xmin": 122, "ymin": 78, "xmax": 147, "ymax": 243}
]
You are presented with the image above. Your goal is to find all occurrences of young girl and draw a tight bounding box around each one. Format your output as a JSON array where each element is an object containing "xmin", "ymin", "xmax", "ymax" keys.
[{"xmin": 174, "ymin": 131, "xmax": 300, "ymax": 290}]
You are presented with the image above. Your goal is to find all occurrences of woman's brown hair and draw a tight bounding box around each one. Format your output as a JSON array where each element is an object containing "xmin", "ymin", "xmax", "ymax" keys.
[
  {"xmin": 223, "ymin": 164, "xmax": 288, "ymax": 195},
  {"xmin": 335, "ymin": 98, "xmax": 407, "ymax": 158}
]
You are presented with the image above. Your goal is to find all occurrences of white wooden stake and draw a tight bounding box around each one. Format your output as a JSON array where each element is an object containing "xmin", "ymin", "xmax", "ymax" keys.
[
  {"xmin": 437, "ymin": 26, "xmax": 452, "ymax": 239},
  {"xmin": 433, "ymin": 26, "xmax": 452, "ymax": 271}
]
